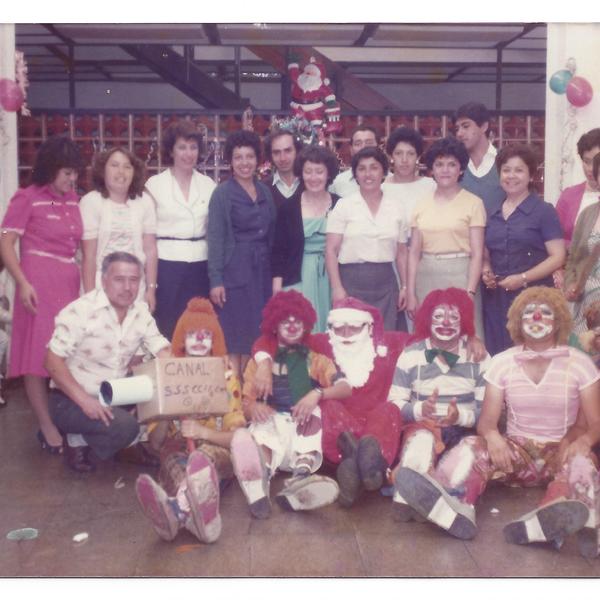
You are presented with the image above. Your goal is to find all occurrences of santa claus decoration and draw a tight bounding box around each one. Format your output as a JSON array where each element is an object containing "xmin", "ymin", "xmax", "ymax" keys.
[{"xmin": 288, "ymin": 55, "xmax": 342, "ymax": 135}]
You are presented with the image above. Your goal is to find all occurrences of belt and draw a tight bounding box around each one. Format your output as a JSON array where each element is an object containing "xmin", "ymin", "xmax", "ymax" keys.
[
  {"xmin": 422, "ymin": 252, "xmax": 470, "ymax": 260},
  {"xmin": 26, "ymin": 250, "xmax": 76, "ymax": 264},
  {"xmin": 157, "ymin": 236, "xmax": 206, "ymax": 242}
]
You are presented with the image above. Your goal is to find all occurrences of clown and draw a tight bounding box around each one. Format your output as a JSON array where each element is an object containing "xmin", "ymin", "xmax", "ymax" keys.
[
  {"xmin": 135, "ymin": 298, "xmax": 245, "ymax": 544},
  {"xmin": 232, "ymin": 290, "xmax": 349, "ymax": 519},
  {"xmin": 388, "ymin": 288, "xmax": 491, "ymax": 521},
  {"xmin": 395, "ymin": 287, "xmax": 600, "ymax": 558},
  {"xmin": 288, "ymin": 55, "xmax": 342, "ymax": 135}
]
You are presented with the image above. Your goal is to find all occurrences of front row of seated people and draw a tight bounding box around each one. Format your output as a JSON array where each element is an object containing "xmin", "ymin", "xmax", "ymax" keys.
[{"xmin": 43, "ymin": 251, "xmax": 600, "ymax": 557}]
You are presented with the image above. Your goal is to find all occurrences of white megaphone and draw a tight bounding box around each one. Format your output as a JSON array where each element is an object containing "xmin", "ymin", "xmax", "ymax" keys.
[{"xmin": 99, "ymin": 375, "xmax": 154, "ymax": 407}]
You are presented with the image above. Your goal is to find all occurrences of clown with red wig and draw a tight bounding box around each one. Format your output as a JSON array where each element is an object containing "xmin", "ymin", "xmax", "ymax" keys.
[
  {"xmin": 388, "ymin": 287, "xmax": 491, "ymax": 521},
  {"xmin": 231, "ymin": 290, "xmax": 351, "ymax": 519}
]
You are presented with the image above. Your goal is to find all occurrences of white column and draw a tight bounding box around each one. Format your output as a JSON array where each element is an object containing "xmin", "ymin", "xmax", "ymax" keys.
[
  {"xmin": 0, "ymin": 23, "xmax": 18, "ymax": 217},
  {"xmin": 545, "ymin": 23, "xmax": 600, "ymax": 204}
]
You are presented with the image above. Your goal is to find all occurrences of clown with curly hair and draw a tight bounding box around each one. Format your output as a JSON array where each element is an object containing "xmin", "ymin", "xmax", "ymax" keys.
[
  {"xmin": 388, "ymin": 288, "xmax": 491, "ymax": 522},
  {"xmin": 135, "ymin": 297, "xmax": 245, "ymax": 546},
  {"xmin": 395, "ymin": 286, "xmax": 600, "ymax": 559},
  {"xmin": 231, "ymin": 290, "xmax": 351, "ymax": 519}
]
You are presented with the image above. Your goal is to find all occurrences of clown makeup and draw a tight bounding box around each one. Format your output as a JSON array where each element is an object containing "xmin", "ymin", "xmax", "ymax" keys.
[
  {"xmin": 277, "ymin": 315, "xmax": 305, "ymax": 346},
  {"xmin": 430, "ymin": 304, "xmax": 461, "ymax": 344},
  {"xmin": 521, "ymin": 303, "xmax": 555, "ymax": 340},
  {"xmin": 185, "ymin": 329, "xmax": 213, "ymax": 357}
]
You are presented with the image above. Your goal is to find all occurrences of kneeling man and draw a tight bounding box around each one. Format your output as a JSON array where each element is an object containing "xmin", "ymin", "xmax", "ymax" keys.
[{"xmin": 45, "ymin": 252, "xmax": 170, "ymax": 472}]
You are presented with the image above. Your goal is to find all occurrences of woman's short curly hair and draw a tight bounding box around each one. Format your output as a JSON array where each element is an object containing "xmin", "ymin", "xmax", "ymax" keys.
[
  {"xmin": 412, "ymin": 287, "xmax": 475, "ymax": 342},
  {"xmin": 91, "ymin": 147, "xmax": 146, "ymax": 199},
  {"xmin": 506, "ymin": 286, "xmax": 572, "ymax": 346},
  {"xmin": 224, "ymin": 130, "xmax": 262, "ymax": 164},
  {"xmin": 161, "ymin": 121, "xmax": 204, "ymax": 166},
  {"xmin": 260, "ymin": 290, "xmax": 316, "ymax": 344},
  {"xmin": 385, "ymin": 127, "xmax": 424, "ymax": 157},
  {"xmin": 31, "ymin": 136, "xmax": 83, "ymax": 186},
  {"xmin": 351, "ymin": 146, "xmax": 389, "ymax": 179},
  {"xmin": 424, "ymin": 137, "xmax": 469, "ymax": 178},
  {"xmin": 293, "ymin": 145, "xmax": 339, "ymax": 186}
]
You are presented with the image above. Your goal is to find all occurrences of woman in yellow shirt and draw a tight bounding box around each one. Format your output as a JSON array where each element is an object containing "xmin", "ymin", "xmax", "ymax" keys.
[{"xmin": 406, "ymin": 137, "xmax": 486, "ymax": 335}]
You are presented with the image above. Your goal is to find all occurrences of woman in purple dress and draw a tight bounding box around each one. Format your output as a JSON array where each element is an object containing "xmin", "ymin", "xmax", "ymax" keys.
[{"xmin": 0, "ymin": 136, "xmax": 83, "ymax": 453}]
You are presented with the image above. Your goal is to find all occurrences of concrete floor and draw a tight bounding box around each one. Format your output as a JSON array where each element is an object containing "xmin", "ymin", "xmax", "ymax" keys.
[{"xmin": 1, "ymin": 384, "xmax": 599, "ymax": 578}]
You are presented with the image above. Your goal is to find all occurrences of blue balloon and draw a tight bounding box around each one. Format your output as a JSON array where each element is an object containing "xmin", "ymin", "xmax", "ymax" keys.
[{"xmin": 549, "ymin": 69, "xmax": 573, "ymax": 94}]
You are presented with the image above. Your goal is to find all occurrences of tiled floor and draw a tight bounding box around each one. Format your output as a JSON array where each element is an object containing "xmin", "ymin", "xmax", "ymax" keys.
[{"xmin": 1, "ymin": 385, "xmax": 599, "ymax": 578}]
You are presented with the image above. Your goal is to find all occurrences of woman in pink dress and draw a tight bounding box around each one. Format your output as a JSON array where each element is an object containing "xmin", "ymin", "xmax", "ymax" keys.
[{"xmin": 0, "ymin": 136, "xmax": 83, "ymax": 453}]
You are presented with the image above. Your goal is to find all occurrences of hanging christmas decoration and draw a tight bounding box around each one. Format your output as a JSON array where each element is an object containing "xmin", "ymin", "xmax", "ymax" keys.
[
  {"xmin": 548, "ymin": 69, "xmax": 573, "ymax": 95},
  {"xmin": 566, "ymin": 76, "xmax": 594, "ymax": 108}
]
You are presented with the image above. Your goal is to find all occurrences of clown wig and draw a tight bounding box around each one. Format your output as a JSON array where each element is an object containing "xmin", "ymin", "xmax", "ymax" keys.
[
  {"xmin": 171, "ymin": 297, "xmax": 227, "ymax": 357},
  {"xmin": 260, "ymin": 290, "xmax": 316, "ymax": 343},
  {"xmin": 507, "ymin": 287, "xmax": 572, "ymax": 346},
  {"xmin": 412, "ymin": 287, "xmax": 475, "ymax": 341}
]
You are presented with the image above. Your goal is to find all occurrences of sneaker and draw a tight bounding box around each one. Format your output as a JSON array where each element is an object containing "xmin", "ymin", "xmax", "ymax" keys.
[
  {"xmin": 276, "ymin": 474, "xmax": 339, "ymax": 511},
  {"xmin": 577, "ymin": 527, "xmax": 600, "ymax": 558},
  {"xmin": 503, "ymin": 498, "xmax": 589, "ymax": 546},
  {"xmin": 357, "ymin": 436, "xmax": 386, "ymax": 491},
  {"xmin": 135, "ymin": 474, "xmax": 180, "ymax": 541},
  {"xmin": 392, "ymin": 490, "xmax": 426, "ymax": 523},
  {"xmin": 184, "ymin": 450, "xmax": 221, "ymax": 544},
  {"xmin": 336, "ymin": 456, "xmax": 362, "ymax": 508},
  {"xmin": 394, "ymin": 467, "xmax": 477, "ymax": 540},
  {"xmin": 231, "ymin": 429, "xmax": 271, "ymax": 519}
]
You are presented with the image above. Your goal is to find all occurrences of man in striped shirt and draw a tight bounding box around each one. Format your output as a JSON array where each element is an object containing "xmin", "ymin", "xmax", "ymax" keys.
[
  {"xmin": 394, "ymin": 287, "xmax": 600, "ymax": 558},
  {"xmin": 388, "ymin": 288, "xmax": 490, "ymax": 522}
]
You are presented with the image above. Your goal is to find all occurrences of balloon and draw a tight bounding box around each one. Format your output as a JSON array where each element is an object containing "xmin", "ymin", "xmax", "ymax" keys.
[
  {"xmin": 549, "ymin": 69, "xmax": 573, "ymax": 94},
  {"xmin": 566, "ymin": 76, "xmax": 594, "ymax": 107},
  {"xmin": 0, "ymin": 78, "xmax": 24, "ymax": 112}
]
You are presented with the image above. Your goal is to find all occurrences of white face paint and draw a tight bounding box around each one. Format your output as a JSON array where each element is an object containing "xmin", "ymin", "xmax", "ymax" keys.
[
  {"xmin": 521, "ymin": 302, "xmax": 554, "ymax": 340},
  {"xmin": 430, "ymin": 304, "xmax": 461, "ymax": 343},
  {"xmin": 276, "ymin": 315, "xmax": 305, "ymax": 346},
  {"xmin": 185, "ymin": 329, "xmax": 213, "ymax": 357}
]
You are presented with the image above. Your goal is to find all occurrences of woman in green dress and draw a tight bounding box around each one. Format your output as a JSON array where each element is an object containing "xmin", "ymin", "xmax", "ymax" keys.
[{"xmin": 271, "ymin": 145, "xmax": 339, "ymax": 332}]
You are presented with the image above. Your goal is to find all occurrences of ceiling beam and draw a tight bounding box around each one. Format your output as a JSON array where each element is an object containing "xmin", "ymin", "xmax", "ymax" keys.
[
  {"xmin": 246, "ymin": 45, "xmax": 400, "ymax": 111},
  {"xmin": 202, "ymin": 24, "xmax": 221, "ymax": 45},
  {"xmin": 120, "ymin": 44, "xmax": 248, "ymax": 109},
  {"xmin": 353, "ymin": 24, "xmax": 379, "ymax": 47}
]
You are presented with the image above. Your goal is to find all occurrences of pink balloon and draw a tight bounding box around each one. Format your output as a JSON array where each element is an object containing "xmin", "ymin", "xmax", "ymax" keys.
[
  {"xmin": 566, "ymin": 76, "xmax": 594, "ymax": 107},
  {"xmin": 0, "ymin": 78, "xmax": 24, "ymax": 112}
]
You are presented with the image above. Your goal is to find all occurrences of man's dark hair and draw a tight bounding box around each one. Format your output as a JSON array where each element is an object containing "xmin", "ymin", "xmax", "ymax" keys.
[
  {"xmin": 350, "ymin": 124, "xmax": 379, "ymax": 145},
  {"xmin": 453, "ymin": 102, "xmax": 491, "ymax": 137},
  {"xmin": 264, "ymin": 129, "xmax": 303, "ymax": 163},
  {"xmin": 101, "ymin": 251, "xmax": 142, "ymax": 275},
  {"xmin": 577, "ymin": 128, "xmax": 600, "ymax": 159}
]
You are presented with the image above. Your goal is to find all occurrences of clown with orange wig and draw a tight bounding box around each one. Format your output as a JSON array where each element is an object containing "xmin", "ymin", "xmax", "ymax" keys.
[
  {"xmin": 388, "ymin": 287, "xmax": 491, "ymax": 522},
  {"xmin": 231, "ymin": 290, "xmax": 350, "ymax": 519},
  {"xmin": 395, "ymin": 286, "xmax": 600, "ymax": 558},
  {"xmin": 135, "ymin": 297, "xmax": 245, "ymax": 545}
]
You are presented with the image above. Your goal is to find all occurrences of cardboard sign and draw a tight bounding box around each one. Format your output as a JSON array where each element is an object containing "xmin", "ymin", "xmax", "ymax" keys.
[{"xmin": 133, "ymin": 356, "xmax": 229, "ymax": 423}]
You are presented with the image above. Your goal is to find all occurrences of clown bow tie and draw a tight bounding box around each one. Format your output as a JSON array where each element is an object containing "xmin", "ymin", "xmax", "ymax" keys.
[
  {"xmin": 514, "ymin": 347, "xmax": 569, "ymax": 364},
  {"xmin": 424, "ymin": 348, "xmax": 459, "ymax": 368}
]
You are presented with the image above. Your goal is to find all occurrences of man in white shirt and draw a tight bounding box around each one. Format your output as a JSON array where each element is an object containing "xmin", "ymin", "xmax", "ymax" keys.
[
  {"xmin": 453, "ymin": 103, "xmax": 504, "ymax": 213},
  {"xmin": 263, "ymin": 129, "xmax": 302, "ymax": 208},
  {"xmin": 329, "ymin": 125, "xmax": 379, "ymax": 198},
  {"xmin": 46, "ymin": 252, "xmax": 171, "ymax": 472}
]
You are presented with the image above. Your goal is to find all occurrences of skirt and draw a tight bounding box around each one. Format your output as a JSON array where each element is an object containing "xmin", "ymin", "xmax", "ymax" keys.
[{"xmin": 339, "ymin": 262, "xmax": 400, "ymax": 331}]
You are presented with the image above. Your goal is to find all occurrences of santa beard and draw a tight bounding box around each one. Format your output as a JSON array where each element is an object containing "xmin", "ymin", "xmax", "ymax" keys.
[
  {"xmin": 329, "ymin": 328, "xmax": 377, "ymax": 388},
  {"xmin": 297, "ymin": 71, "xmax": 322, "ymax": 93}
]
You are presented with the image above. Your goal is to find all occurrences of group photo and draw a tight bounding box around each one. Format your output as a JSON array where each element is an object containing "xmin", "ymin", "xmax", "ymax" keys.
[{"xmin": 1, "ymin": 19, "xmax": 600, "ymax": 581}]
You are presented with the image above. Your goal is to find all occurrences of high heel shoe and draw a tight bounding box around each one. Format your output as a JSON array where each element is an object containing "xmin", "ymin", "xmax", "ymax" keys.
[{"xmin": 37, "ymin": 430, "xmax": 64, "ymax": 455}]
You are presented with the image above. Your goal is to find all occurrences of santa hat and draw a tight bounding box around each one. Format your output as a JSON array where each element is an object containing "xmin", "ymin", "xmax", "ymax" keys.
[
  {"xmin": 171, "ymin": 297, "xmax": 227, "ymax": 357},
  {"xmin": 307, "ymin": 56, "xmax": 329, "ymax": 85},
  {"xmin": 327, "ymin": 297, "xmax": 387, "ymax": 357}
]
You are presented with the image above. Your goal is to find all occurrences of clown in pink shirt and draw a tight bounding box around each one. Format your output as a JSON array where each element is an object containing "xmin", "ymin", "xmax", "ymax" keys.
[{"xmin": 394, "ymin": 286, "xmax": 600, "ymax": 559}]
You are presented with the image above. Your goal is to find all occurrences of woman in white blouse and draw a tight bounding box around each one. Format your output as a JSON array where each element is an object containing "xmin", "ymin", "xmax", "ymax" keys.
[
  {"xmin": 145, "ymin": 121, "xmax": 216, "ymax": 338},
  {"xmin": 80, "ymin": 147, "xmax": 157, "ymax": 309},
  {"xmin": 326, "ymin": 146, "xmax": 409, "ymax": 330}
]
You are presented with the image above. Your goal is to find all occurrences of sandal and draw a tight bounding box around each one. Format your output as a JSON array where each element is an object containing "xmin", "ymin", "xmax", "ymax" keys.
[{"xmin": 37, "ymin": 430, "xmax": 64, "ymax": 455}]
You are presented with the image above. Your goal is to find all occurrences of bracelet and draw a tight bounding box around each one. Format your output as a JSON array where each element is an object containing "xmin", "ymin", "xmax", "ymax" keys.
[
  {"xmin": 467, "ymin": 290, "xmax": 476, "ymax": 296},
  {"xmin": 313, "ymin": 387, "xmax": 324, "ymax": 400},
  {"xmin": 521, "ymin": 273, "xmax": 528, "ymax": 288},
  {"xmin": 147, "ymin": 283, "xmax": 158, "ymax": 289}
]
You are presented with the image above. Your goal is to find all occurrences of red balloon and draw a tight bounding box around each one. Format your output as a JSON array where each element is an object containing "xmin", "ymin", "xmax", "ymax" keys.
[
  {"xmin": 0, "ymin": 78, "xmax": 24, "ymax": 112},
  {"xmin": 566, "ymin": 76, "xmax": 594, "ymax": 108}
]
